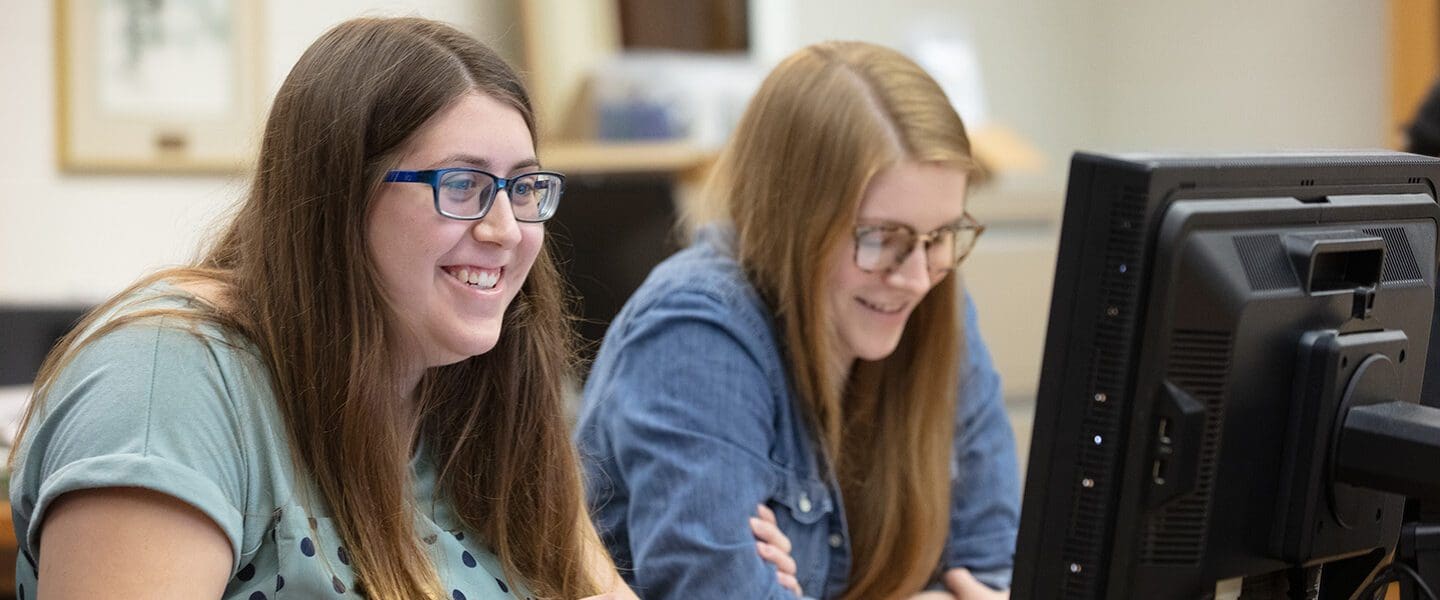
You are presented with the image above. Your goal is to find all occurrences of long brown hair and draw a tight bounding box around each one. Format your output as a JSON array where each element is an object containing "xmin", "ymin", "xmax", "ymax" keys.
[
  {"xmin": 688, "ymin": 41, "xmax": 976, "ymax": 599},
  {"xmin": 12, "ymin": 17, "xmax": 596, "ymax": 599}
]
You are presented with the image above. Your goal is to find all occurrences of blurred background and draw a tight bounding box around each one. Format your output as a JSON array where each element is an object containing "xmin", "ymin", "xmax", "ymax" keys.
[{"xmin": 1, "ymin": 0, "xmax": 1437, "ymax": 470}]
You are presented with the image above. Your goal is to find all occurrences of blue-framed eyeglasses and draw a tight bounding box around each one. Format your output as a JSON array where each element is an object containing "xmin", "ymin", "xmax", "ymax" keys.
[{"xmin": 383, "ymin": 168, "xmax": 566, "ymax": 222}]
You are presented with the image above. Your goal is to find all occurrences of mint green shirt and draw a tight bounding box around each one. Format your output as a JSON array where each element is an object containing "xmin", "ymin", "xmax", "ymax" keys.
[{"xmin": 10, "ymin": 288, "xmax": 531, "ymax": 599}]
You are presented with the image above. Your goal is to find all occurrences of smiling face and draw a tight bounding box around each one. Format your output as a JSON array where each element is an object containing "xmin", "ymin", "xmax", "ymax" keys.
[
  {"xmin": 367, "ymin": 92, "xmax": 543, "ymax": 375},
  {"xmin": 825, "ymin": 161, "xmax": 969, "ymax": 367}
]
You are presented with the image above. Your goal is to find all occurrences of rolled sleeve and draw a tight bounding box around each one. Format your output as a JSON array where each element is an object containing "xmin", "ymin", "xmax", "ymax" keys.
[{"xmin": 10, "ymin": 322, "xmax": 251, "ymax": 571}]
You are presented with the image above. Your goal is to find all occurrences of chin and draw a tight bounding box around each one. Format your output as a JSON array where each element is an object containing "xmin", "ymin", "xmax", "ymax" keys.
[
  {"xmin": 853, "ymin": 338, "xmax": 904, "ymax": 362},
  {"xmin": 462, "ymin": 336, "xmax": 501, "ymax": 359},
  {"xmin": 858, "ymin": 349, "xmax": 899, "ymax": 363},
  {"xmin": 433, "ymin": 331, "xmax": 502, "ymax": 366}
]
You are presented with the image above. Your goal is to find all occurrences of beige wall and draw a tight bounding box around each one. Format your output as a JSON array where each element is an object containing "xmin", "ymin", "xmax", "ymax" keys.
[
  {"xmin": 1, "ymin": 0, "xmax": 1390, "ymax": 404},
  {"xmin": 0, "ymin": 1, "xmax": 517, "ymax": 304},
  {"xmin": 750, "ymin": 1, "xmax": 1386, "ymax": 401}
]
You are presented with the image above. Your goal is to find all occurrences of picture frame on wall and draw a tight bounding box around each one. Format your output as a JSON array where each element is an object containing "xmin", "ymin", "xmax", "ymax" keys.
[{"xmin": 54, "ymin": 0, "xmax": 264, "ymax": 174}]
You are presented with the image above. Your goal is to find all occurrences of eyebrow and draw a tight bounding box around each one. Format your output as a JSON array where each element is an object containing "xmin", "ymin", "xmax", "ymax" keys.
[{"xmin": 428, "ymin": 153, "xmax": 543, "ymax": 174}]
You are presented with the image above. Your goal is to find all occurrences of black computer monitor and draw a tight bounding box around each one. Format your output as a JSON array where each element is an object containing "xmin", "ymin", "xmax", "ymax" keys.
[{"xmin": 1013, "ymin": 152, "xmax": 1440, "ymax": 599}]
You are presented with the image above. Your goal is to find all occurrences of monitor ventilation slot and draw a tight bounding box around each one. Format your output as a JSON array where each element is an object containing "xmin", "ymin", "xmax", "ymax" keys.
[
  {"xmin": 1062, "ymin": 183, "xmax": 1149, "ymax": 598},
  {"xmin": 1234, "ymin": 234, "xmax": 1300, "ymax": 291},
  {"xmin": 1139, "ymin": 329, "xmax": 1232, "ymax": 566},
  {"xmin": 1362, "ymin": 227, "xmax": 1423, "ymax": 282}
]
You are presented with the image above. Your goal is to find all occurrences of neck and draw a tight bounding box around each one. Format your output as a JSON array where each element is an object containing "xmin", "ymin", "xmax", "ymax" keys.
[
  {"xmin": 828, "ymin": 346, "xmax": 856, "ymax": 401},
  {"xmin": 828, "ymin": 320, "xmax": 858, "ymax": 378},
  {"xmin": 398, "ymin": 362, "xmax": 425, "ymax": 405},
  {"xmin": 390, "ymin": 331, "xmax": 429, "ymax": 405}
]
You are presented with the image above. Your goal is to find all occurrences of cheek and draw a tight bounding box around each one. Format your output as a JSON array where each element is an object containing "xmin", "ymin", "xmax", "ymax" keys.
[
  {"xmin": 514, "ymin": 225, "xmax": 545, "ymax": 275},
  {"xmin": 367, "ymin": 206, "xmax": 453, "ymax": 297},
  {"xmin": 824, "ymin": 242, "xmax": 857, "ymax": 296},
  {"xmin": 826, "ymin": 260, "xmax": 872, "ymax": 308},
  {"xmin": 367, "ymin": 215, "xmax": 410, "ymax": 292}
]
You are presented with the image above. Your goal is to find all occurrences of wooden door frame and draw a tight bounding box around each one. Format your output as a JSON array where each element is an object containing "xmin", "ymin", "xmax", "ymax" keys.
[{"xmin": 1390, "ymin": 0, "xmax": 1440, "ymax": 148}]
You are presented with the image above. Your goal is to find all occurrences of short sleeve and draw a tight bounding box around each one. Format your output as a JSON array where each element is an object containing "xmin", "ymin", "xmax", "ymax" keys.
[{"xmin": 10, "ymin": 320, "xmax": 251, "ymax": 569}]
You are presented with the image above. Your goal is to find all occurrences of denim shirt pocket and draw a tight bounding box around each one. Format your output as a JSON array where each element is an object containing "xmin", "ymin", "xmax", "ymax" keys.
[
  {"xmin": 769, "ymin": 470, "xmax": 836, "ymax": 596},
  {"xmin": 773, "ymin": 474, "xmax": 833, "ymax": 524}
]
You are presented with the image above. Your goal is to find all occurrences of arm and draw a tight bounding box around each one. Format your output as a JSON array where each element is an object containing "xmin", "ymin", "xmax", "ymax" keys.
[
  {"xmin": 11, "ymin": 322, "xmax": 252, "ymax": 595},
  {"xmin": 37, "ymin": 487, "xmax": 232, "ymax": 598},
  {"xmin": 941, "ymin": 295, "xmax": 1022, "ymax": 592},
  {"xmin": 581, "ymin": 501, "xmax": 798, "ymax": 600},
  {"xmin": 943, "ymin": 569, "xmax": 1010, "ymax": 600},
  {"xmin": 585, "ymin": 291, "xmax": 798, "ymax": 600}
]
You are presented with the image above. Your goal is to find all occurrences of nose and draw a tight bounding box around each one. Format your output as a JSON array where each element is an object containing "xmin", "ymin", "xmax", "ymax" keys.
[
  {"xmin": 884, "ymin": 244, "xmax": 934, "ymax": 295},
  {"xmin": 470, "ymin": 190, "xmax": 523, "ymax": 248}
]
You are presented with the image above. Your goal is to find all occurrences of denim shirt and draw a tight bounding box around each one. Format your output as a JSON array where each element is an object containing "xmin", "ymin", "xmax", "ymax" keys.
[{"xmin": 575, "ymin": 226, "xmax": 1020, "ymax": 600}]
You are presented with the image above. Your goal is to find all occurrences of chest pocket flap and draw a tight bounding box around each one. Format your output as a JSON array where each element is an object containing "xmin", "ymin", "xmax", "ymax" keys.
[{"xmin": 773, "ymin": 474, "xmax": 834, "ymax": 525}]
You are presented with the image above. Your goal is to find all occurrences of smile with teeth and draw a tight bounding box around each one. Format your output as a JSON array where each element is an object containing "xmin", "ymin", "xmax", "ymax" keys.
[
  {"xmin": 444, "ymin": 266, "xmax": 502, "ymax": 290},
  {"xmin": 858, "ymin": 297, "xmax": 905, "ymax": 314}
]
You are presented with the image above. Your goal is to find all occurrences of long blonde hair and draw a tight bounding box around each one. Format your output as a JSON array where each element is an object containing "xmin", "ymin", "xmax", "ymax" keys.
[
  {"xmin": 12, "ymin": 18, "xmax": 596, "ymax": 599},
  {"xmin": 689, "ymin": 41, "xmax": 976, "ymax": 599}
]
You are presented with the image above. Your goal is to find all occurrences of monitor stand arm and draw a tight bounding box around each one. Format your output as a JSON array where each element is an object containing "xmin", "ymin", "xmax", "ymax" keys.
[
  {"xmin": 1265, "ymin": 336, "xmax": 1440, "ymax": 600},
  {"xmin": 1333, "ymin": 400, "xmax": 1440, "ymax": 600},
  {"xmin": 1335, "ymin": 401, "xmax": 1440, "ymax": 501}
]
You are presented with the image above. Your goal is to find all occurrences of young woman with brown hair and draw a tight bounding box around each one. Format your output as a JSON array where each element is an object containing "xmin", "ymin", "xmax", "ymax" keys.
[
  {"xmin": 576, "ymin": 41, "xmax": 1021, "ymax": 599},
  {"xmin": 9, "ymin": 16, "xmax": 635, "ymax": 599}
]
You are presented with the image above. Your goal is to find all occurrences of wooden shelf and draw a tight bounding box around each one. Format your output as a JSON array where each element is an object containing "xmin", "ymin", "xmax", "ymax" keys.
[{"xmin": 539, "ymin": 140, "xmax": 716, "ymax": 177}]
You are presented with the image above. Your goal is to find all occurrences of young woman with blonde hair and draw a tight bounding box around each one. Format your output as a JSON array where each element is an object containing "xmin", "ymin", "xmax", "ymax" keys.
[
  {"xmin": 576, "ymin": 41, "xmax": 1020, "ymax": 599},
  {"xmin": 10, "ymin": 17, "xmax": 638, "ymax": 599}
]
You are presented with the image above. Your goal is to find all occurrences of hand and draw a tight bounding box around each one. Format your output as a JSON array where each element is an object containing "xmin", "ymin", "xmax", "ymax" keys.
[
  {"xmin": 751, "ymin": 504, "xmax": 803, "ymax": 598},
  {"xmin": 577, "ymin": 575, "xmax": 640, "ymax": 600},
  {"xmin": 944, "ymin": 568, "xmax": 1009, "ymax": 600},
  {"xmin": 908, "ymin": 593, "xmax": 957, "ymax": 599},
  {"xmin": 577, "ymin": 509, "xmax": 640, "ymax": 600},
  {"xmin": 580, "ymin": 579, "xmax": 641, "ymax": 600}
]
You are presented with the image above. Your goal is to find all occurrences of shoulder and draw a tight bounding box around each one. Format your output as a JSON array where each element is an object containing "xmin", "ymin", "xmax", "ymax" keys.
[
  {"xmin": 581, "ymin": 227, "xmax": 791, "ymax": 416},
  {"xmin": 57, "ymin": 289, "xmax": 262, "ymax": 399},
  {"xmin": 11, "ymin": 285, "xmax": 286, "ymax": 573},
  {"xmin": 23, "ymin": 284, "xmax": 275, "ymax": 452},
  {"xmin": 615, "ymin": 226, "xmax": 775, "ymax": 347},
  {"xmin": 16, "ymin": 282, "xmax": 279, "ymax": 489}
]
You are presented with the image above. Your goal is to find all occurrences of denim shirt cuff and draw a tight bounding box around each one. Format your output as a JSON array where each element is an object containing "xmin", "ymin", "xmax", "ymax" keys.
[
  {"xmin": 924, "ymin": 567, "xmax": 1012, "ymax": 592},
  {"xmin": 969, "ymin": 567, "xmax": 1012, "ymax": 591}
]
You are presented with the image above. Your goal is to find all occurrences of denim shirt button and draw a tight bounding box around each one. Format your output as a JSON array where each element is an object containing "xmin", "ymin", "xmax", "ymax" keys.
[
  {"xmin": 798, "ymin": 493, "xmax": 812, "ymax": 513},
  {"xmin": 828, "ymin": 533, "xmax": 843, "ymax": 548}
]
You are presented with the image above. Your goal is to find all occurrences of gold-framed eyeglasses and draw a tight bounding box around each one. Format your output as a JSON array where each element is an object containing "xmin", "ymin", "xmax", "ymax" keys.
[{"xmin": 852, "ymin": 213, "xmax": 985, "ymax": 277}]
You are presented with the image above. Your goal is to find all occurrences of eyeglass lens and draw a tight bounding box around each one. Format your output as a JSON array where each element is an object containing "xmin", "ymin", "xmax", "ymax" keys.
[
  {"xmin": 855, "ymin": 226, "xmax": 979, "ymax": 274},
  {"xmin": 437, "ymin": 170, "xmax": 564, "ymax": 221}
]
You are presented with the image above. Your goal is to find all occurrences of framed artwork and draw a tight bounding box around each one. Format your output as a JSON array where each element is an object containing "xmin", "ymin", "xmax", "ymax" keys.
[{"xmin": 54, "ymin": 0, "xmax": 265, "ymax": 173}]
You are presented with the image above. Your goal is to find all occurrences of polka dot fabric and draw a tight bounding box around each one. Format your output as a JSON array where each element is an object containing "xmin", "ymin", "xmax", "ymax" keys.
[
  {"xmin": 8, "ymin": 288, "xmax": 534, "ymax": 599},
  {"xmin": 14, "ymin": 462, "xmax": 530, "ymax": 599}
]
